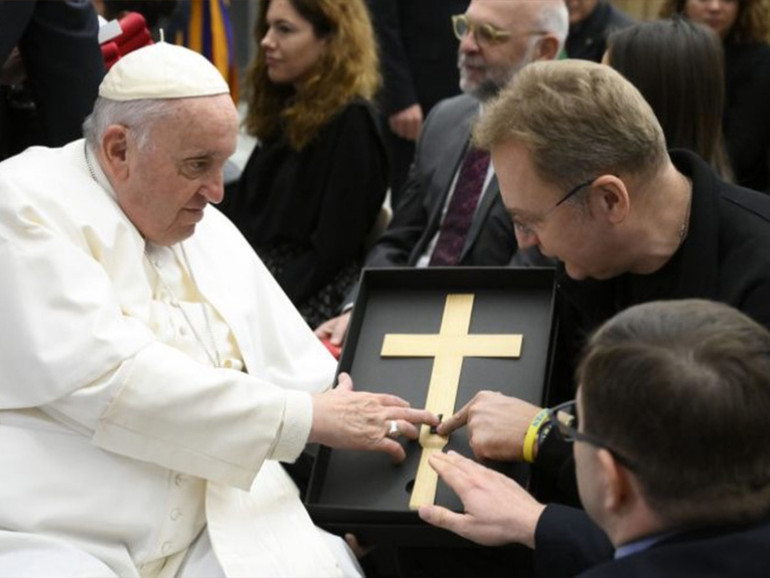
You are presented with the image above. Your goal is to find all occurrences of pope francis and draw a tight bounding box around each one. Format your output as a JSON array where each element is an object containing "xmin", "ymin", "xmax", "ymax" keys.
[{"xmin": 0, "ymin": 43, "xmax": 435, "ymax": 577}]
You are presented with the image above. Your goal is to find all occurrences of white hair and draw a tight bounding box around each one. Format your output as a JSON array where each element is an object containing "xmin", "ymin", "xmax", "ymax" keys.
[
  {"xmin": 82, "ymin": 97, "xmax": 180, "ymax": 150},
  {"xmin": 533, "ymin": 0, "xmax": 570, "ymax": 51}
]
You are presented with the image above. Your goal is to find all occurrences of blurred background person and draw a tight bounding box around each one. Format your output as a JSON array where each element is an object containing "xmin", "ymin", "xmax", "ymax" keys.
[
  {"xmin": 660, "ymin": 0, "xmax": 770, "ymax": 192},
  {"xmin": 0, "ymin": 0, "xmax": 104, "ymax": 161},
  {"xmin": 565, "ymin": 0, "xmax": 633, "ymax": 61},
  {"xmin": 221, "ymin": 0, "xmax": 387, "ymax": 329},
  {"xmin": 606, "ymin": 16, "xmax": 733, "ymax": 178},
  {"xmin": 366, "ymin": 0, "xmax": 469, "ymax": 205}
]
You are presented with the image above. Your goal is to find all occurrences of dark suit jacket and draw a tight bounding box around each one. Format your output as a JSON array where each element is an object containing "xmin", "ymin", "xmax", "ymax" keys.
[
  {"xmin": 532, "ymin": 151, "xmax": 770, "ymax": 577},
  {"xmin": 365, "ymin": 0, "xmax": 468, "ymax": 201},
  {"xmin": 0, "ymin": 0, "xmax": 104, "ymax": 156},
  {"xmin": 580, "ymin": 515, "xmax": 770, "ymax": 578},
  {"xmin": 345, "ymin": 94, "xmax": 517, "ymax": 304},
  {"xmin": 366, "ymin": 0, "xmax": 467, "ymax": 117}
]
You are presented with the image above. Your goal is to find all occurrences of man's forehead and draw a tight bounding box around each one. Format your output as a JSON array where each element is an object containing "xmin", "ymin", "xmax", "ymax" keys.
[
  {"xmin": 468, "ymin": 0, "xmax": 535, "ymax": 26},
  {"xmin": 492, "ymin": 142, "xmax": 557, "ymax": 213},
  {"xmin": 145, "ymin": 97, "xmax": 238, "ymax": 153}
]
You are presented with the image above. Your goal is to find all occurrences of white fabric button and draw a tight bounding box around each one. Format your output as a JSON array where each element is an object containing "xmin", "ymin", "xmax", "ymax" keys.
[
  {"xmin": 174, "ymin": 474, "xmax": 186, "ymax": 487},
  {"xmin": 170, "ymin": 508, "xmax": 182, "ymax": 521},
  {"xmin": 161, "ymin": 541, "xmax": 172, "ymax": 554}
]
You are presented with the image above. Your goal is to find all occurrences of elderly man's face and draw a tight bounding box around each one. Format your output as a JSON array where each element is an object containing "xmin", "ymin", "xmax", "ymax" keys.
[
  {"xmin": 493, "ymin": 140, "xmax": 623, "ymax": 280},
  {"xmin": 457, "ymin": 0, "xmax": 548, "ymax": 100},
  {"xmin": 116, "ymin": 94, "xmax": 238, "ymax": 246}
]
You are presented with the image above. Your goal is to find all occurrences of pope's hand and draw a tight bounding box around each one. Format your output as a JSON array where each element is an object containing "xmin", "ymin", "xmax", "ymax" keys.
[
  {"xmin": 309, "ymin": 372, "xmax": 439, "ymax": 462},
  {"xmin": 418, "ymin": 451, "xmax": 545, "ymax": 548},
  {"xmin": 437, "ymin": 391, "xmax": 541, "ymax": 461},
  {"xmin": 314, "ymin": 311, "xmax": 352, "ymax": 347}
]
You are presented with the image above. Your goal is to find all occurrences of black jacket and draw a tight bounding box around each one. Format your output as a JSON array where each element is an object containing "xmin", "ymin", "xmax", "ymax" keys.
[
  {"xmin": 723, "ymin": 41, "xmax": 770, "ymax": 192},
  {"xmin": 533, "ymin": 149, "xmax": 770, "ymax": 577},
  {"xmin": 0, "ymin": 0, "xmax": 104, "ymax": 158}
]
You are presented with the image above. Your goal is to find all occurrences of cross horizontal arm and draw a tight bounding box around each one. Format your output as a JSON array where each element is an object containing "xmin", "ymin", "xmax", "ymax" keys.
[{"xmin": 381, "ymin": 334, "xmax": 522, "ymax": 358}]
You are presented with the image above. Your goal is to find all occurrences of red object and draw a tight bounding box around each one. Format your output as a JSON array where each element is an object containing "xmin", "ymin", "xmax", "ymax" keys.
[
  {"xmin": 116, "ymin": 12, "xmax": 147, "ymax": 39},
  {"xmin": 117, "ymin": 28, "xmax": 152, "ymax": 55},
  {"xmin": 100, "ymin": 12, "xmax": 154, "ymax": 70},
  {"xmin": 101, "ymin": 42, "xmax": 120, "ymax": 69},
  {"xmin": 320, "ymin": 337, "xmax": 341, "ymax": 360}
]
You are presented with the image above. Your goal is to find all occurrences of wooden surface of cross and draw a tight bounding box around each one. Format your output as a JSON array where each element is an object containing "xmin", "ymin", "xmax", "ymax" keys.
[{"xmin": 380, "ymin": 293, "xmax": 522, "ymax": 510}]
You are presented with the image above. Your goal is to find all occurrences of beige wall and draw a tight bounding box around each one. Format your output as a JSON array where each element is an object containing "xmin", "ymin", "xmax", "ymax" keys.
[{"xmin": 613, "ymin": 0, "xmax": 667, "ymax": 20}]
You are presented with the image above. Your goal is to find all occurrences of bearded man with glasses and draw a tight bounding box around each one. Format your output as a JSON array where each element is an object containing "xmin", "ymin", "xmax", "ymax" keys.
[{"xmin": 315, "ymin": 0, "xmax": 568, "ymax": 350}]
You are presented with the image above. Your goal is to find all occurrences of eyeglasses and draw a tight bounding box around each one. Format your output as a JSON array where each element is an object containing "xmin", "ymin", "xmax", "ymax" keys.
[
  {"xmin": 452, "ymin": 14, "xmax": 511, "ymax": 45},
  {"xmin": 548, "ymin": 399, "xmax": 639, "ymax": 471},
  {"xmin": 512, "ymin": 176, "xmax": 598, "ymax": 238},
  {"xmin": 453, "ymin": 14, "xmax": 550, "ymax": 48}
]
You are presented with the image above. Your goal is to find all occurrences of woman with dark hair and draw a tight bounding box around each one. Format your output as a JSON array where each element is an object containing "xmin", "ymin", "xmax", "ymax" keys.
[
  {"xmin": 660, "ymin": 0, "xmax": 770, "ymax": 192},
  {"xmin": 222, "ymin": 0, "xmax": 387, "ymax": 327},
  {"xmin": 606, "ymin": 17, "xmax": 733, "ymax": 179}
]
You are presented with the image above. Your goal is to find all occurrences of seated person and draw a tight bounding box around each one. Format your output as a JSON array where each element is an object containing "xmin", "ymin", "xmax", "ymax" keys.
[
  {"xmin": 0, "ymin": 41, "xmax": 435, "ymax": 577},
  {"xmin": 606, "ymin": 16, "xmax": 733, "ymax": 179},
  {"xmin": 420, "ymin": 299, "xmax": 770, "ymax": 577},
  {"xmin": 220, "ymin": 0, "xmax": 387, "ymax": 329},
  {"xmin": 314, "ymin": 0, "xmax": 569, "ymax": 346}
]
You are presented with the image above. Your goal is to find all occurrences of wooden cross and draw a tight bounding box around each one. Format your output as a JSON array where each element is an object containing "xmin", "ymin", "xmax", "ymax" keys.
[{"xmin": 381, "ymin": 293, "xmax": 522, "ymax": 509}]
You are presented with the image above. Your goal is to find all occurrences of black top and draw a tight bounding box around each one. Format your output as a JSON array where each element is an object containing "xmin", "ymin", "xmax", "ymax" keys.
[
  {"xmin": 723, "ymin": 41, "xmax": 770, "ymax": 192},
  {"xmin": 532, "ymin": 149, "xmax": 770, "ymax": 577},
  {"xmin": 565, "ymin": 0, "xmax": 634, "ymax": 63},
  {"xmin": 222, "ymin": 99, "xmax": 388, "ymax": 307}
]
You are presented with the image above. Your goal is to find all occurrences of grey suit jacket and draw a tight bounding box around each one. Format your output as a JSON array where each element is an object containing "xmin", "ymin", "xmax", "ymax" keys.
[{"xmin": 344, "ymin": 94, "xmax": 518, "ymax": 305}]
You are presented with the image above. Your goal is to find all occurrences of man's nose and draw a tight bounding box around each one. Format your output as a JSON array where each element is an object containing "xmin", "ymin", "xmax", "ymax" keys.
[
  {"xmin": 459, "ymin": 29, "xmax": 480, "ymax": 54},
  {"xmin": 202, "ymin": 171, "xmax": 225, "ymax": 205},
  {"xmin": 515, "ymin": 227, "xmax": 538, "ymax": 250}
]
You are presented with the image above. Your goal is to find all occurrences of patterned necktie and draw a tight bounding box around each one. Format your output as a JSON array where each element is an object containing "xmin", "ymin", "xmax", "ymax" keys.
[{"xmin": 429, "ymin": 146, "xmax": 491, "ymax": 266}]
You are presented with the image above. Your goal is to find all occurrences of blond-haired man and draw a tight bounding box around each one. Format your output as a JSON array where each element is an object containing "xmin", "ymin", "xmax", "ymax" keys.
[{"xmin": 434, "ymin": 59, "xmax": 770, "ymax": 576}]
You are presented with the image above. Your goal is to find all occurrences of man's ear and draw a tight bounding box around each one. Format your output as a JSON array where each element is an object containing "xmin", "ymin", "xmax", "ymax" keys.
[
  {"xmin": 597, "ymin": 448, "xmax": 633, "ymax": 514},
  {"xmin": 100, "ymin": 125, "xmax": 131, "ymax": 182},
  {"xmin": 589, "ymin": 174, "xmax": 629, "ymax": 225},
  {"xmin": 534, "ymin": 36, "xmax": 561, "ymax": 62}
]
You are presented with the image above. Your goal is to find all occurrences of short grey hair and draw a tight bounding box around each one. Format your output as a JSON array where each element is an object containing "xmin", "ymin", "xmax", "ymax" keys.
[
  {"xmin": 533, "ymin": 0, "xmax": 569, "ymax": 52},
  {"xmin": 82, "ymin": 97, "xmax": 180, "ymax": 150}
]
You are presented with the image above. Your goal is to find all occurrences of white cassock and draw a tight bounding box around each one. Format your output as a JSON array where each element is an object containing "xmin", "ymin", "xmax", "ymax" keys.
[{"xmin": 0, "ymin": 140, "xmax": 361, "ymax": 577}]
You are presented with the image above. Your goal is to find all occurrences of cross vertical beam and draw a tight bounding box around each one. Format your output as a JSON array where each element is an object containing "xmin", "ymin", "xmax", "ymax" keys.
[{"xmin": 381, "ymin": 293, "xmax": 522, "ymax": 509}]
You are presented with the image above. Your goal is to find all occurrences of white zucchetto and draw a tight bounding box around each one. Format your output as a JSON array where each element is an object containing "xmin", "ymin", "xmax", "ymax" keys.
[{"xmin": 99, "ymin": 42, "xmax": 229, "ymax": 101}]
